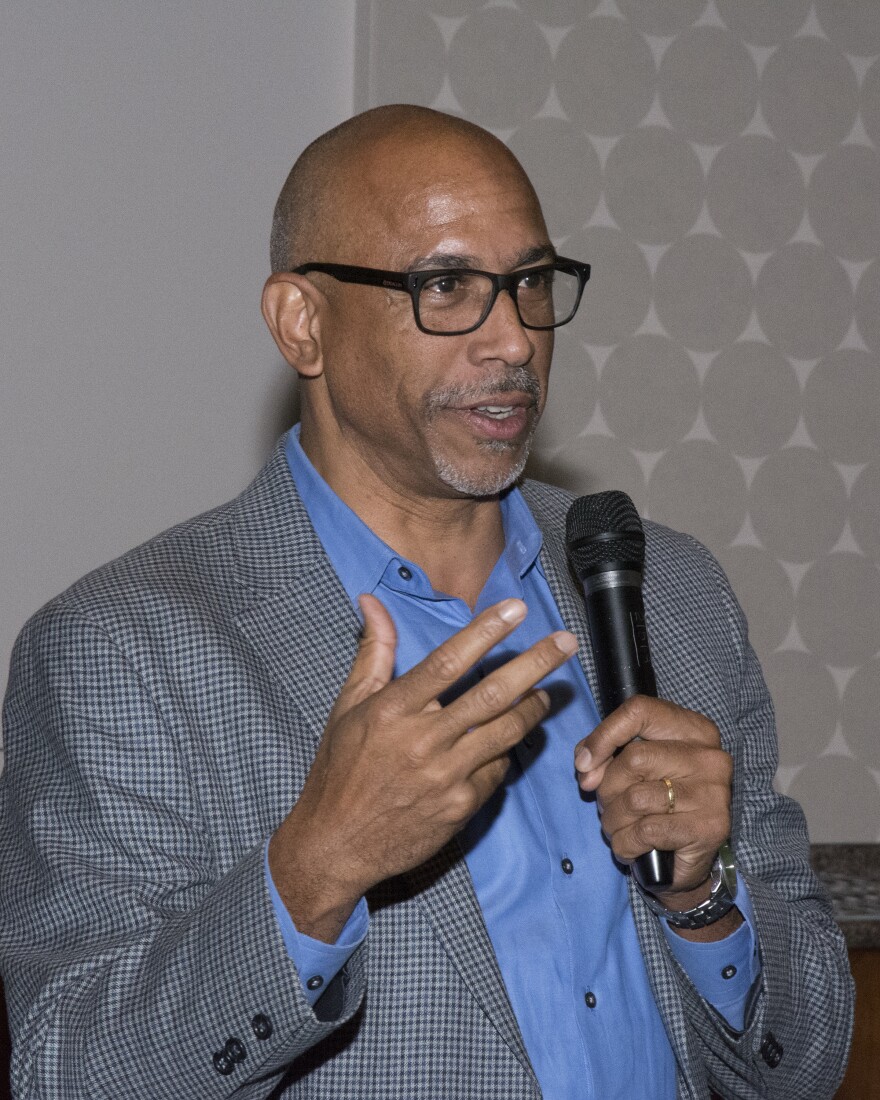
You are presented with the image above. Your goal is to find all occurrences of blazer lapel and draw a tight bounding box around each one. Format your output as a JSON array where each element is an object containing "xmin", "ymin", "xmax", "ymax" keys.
[
  {"xmin": 522, "ymin": 481, "xmax": 602, "ymax": 705},
  {"xmin": 234, "ymin": 566, "xmax": 359, "ymax": 750},
  {"xmin": 408, "ymin": 844, "xmax": 538, "ymax": 1084},
  {"xmin": 525, "ymin": 482, "xmax": 696, "ymax": 1086},
  {"xmin": 229, "ymin": 442, "xmax": 360, "ymax": 753}
]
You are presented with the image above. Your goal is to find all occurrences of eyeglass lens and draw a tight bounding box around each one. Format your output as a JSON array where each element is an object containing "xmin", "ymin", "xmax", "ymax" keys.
[{"xmin": 416, "ymin": 267, "xmax": 581, "ymax": 333}]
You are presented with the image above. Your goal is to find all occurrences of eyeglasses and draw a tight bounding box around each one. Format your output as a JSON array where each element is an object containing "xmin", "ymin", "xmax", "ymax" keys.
[{"xmin": 291, "ymin": 257, "xmax": 591, "ymax": 336}]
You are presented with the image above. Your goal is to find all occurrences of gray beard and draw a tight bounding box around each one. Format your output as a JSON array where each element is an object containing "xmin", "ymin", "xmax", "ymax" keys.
[
  {"xmin": 425, "ymin": 366, "xmax": 541, "ymax": 497},
  {"xmin": 431, "ymin": 438, "xmax": 533, "ymax": 497}
]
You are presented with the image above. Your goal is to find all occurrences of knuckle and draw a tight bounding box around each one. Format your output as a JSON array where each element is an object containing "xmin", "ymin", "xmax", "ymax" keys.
[
  {"xmin": 619, "ymin": 694, "xmax": 649, "ymax": 724},
  {"xmin": 430, "ymin": 647, "xmax": 462, "ymax": 685},
  {"xmin": 371, "ymin": 694, "xmax": 404, "ymax": 725},
  {"xmin": 623, "ymin": 783, "xmax": 654, "ymax": 815},
  {"xmin": 634, "ymin": 816, "xmax": 665, "ymax": 849},
  {"xmin": 693, "ymin": 712, "xmax": 722, "ymax": 745},
  {"xmin": 710, "ymin": 805, "xmax": 731, "ymax": 842},
  {"xmin": 446, "ymin": 785, "xmax": 478, "ymax": 822},
  {"xmin": 401, "ymin": 734, "xmax": 432, "ymax": 769},
  {"xmin": 625, "ymin": 741, "xmax": 653, "ymax": 775},
  {"xmin": 474, "ymin": 677, "xmax": 506, "ymax": 712},
  {"xmin": 503, "ymin": 704, "xmax": 532, "ymax": 741}
]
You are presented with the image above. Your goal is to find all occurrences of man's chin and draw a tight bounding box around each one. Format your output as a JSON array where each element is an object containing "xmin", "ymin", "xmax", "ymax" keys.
[{"xmin": 432, "ymin": 444, "xmax": 531, "ymax": 498}]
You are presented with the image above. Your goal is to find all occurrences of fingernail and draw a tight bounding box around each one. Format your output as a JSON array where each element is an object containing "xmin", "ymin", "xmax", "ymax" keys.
[
  {"xmin": 553, "ymin": 631, "xmax": 578, "ymax": 655},
  {"xmin": 537, "ymin": 689, "xmax": 551, "ymax": 708},
  {"xmin": 498, "ymin": 599, "xmax": 526, "ymax": 623},
  {"xmin": 575, "ymin": 747, "xmax": 591, "ymax": 771}
]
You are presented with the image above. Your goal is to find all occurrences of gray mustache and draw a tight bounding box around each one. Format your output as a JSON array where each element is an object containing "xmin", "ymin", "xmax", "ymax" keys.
[{"xmin": 426, "ymin": 367, "xmax": 541, "ymax": 410}]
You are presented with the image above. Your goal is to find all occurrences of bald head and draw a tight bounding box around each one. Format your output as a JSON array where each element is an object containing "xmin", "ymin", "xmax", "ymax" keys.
[{"xmin": 269, "ymin": 105, "xmax": 539, "ymax": 273}]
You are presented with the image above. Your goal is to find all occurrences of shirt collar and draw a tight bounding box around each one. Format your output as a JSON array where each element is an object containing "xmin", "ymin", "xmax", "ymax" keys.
[{"xmin": 284, "ymin": 425, "xmax": 543, "ymax": 605}]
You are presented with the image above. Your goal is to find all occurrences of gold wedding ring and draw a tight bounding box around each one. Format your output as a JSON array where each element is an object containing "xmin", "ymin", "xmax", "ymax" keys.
[{"xmin": 662, "ymin": 776, "xmax": 676, "ymax": 814}]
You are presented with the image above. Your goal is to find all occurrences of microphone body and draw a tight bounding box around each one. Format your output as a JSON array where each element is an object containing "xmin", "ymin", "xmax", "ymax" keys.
[{"xmin": 566, "ymin": 492, "xmax": 674, "ymax": 892}]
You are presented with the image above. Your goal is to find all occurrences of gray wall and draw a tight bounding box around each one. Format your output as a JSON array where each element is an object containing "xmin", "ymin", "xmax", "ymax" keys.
[
  {"xmin": 1, "ymin": 1, "xmax": 357, "ymax": 731},
  {"xmin": 3, "ymin": 1, "xmax": 879, "ymax": 842},
  {"xmin": 357, "ymin": 0, "xmax": 880, "ymax": 842}
]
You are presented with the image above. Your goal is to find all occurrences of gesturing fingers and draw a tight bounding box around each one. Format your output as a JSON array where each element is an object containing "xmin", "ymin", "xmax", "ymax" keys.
[
  {"xmin": 454, "ymin": 686, "xmax": 553, "ymax": 775},
  {"xmin": 380, "ymin": 598, "xmax": 530, "ymax": 716},
  {"xmin": 383, "ymin": 598, "xmax": 577, "ymax": 730},
  {"xmin": 428, "ymin": 689, "xmax": 551, "ymax": 823},
  {"xmin": 444, "ymin": 630, "xmax": 577, "ymax": 733}
]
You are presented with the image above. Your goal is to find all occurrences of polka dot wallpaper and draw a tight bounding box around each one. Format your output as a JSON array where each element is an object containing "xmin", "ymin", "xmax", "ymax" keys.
[{"xmin": 356, "ymin": 0, "xmax": 880, "ymax": 842}]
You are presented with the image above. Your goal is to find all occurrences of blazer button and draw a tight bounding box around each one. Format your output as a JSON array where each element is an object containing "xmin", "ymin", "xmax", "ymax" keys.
[
  {"xmin": 251, "ymin": 1013, "xmax": 273, "ymax": 1041},
  {"xmin": 225, "ymin": 1037, "xmax": 247, "ymax": 1063},
  {"xmin": 212, "ymin": 1051, "xmax": 234, "ymax": 1076},
  {"xmin": 760, "ymin": 1031, "xmax": 783, "ymax": 1068}
]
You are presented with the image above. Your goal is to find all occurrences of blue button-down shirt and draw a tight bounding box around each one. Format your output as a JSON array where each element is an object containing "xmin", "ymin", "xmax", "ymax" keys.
[{"xmin": 266, "ymin": 425, "xmax": 758, "ymax": 1099}]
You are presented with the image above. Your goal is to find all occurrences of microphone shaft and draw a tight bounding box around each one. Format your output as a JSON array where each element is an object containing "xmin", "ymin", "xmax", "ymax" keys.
[
  {"xmin": 582, "ymin": 571, "xmax": 674, "ymax": 892},
  {"xmin": 583, "ymin": 572, "xmax": 657, "ymax": 713}
]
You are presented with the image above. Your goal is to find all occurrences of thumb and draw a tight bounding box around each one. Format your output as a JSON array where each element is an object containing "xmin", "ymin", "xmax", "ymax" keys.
[{"xmin": 334, "ymin": 593, "xmax": 397, "ymax": 712}]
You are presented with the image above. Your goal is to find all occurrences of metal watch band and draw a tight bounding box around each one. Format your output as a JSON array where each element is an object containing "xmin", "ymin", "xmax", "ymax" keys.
[{"xmin": 636, "ymin": 843, "xmax": 738, "ymax": 930}]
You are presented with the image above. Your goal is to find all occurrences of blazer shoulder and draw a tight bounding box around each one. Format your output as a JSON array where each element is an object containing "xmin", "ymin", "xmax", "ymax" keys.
[
  {"xmin": 17, "ymin": 441, "xmax": 306, "ymax": 643},
  {"xmin": 520, "ymin": 478, "xmax": 737, "ymax": 624},
  {"xmin": 520, "ymin": 478, "xmax": 724, "ymax": 579}
]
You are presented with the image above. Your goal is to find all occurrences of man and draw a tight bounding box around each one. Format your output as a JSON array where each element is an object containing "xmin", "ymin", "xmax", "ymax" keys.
[{"xmin": 0, "ymin": 106, "xmax": 852, "ymax": 1098}]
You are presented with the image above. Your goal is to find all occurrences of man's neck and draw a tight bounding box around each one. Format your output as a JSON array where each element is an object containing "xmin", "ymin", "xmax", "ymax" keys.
[
  {"xmin": 301, "ymin": 423, "xmax": 507, "ymax": 608},
  {"xmin": 369, "ymin": 496, "xmax": 506, "ymax": 609}
]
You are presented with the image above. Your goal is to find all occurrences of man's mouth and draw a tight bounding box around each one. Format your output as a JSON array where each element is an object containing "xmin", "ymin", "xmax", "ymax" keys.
[{"xmin": 426, "ymin": 366, "xmax": 542, "ymax": 416}]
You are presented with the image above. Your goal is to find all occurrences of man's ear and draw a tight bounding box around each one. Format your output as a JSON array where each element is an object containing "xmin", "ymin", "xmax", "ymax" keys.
[{"xmin": 261, "ymin": 273, "xmax": 325, "ymax": 377}]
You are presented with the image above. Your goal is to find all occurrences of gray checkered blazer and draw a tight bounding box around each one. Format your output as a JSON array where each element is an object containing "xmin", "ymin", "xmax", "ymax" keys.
[{"xmin": 1, "ymin": 440, "xmax": 852, "ymax": 1099}]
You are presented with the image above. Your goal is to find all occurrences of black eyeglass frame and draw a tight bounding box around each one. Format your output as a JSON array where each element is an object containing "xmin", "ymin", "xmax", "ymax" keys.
[{"xmin": 291, "ymin": 257, "xmax": 591, "ymax": 336}]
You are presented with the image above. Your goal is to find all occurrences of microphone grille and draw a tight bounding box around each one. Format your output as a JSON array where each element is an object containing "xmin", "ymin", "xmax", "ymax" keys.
[{"xmin": 565, "ymin": 490, "xmax": 645, "ymax": 574}]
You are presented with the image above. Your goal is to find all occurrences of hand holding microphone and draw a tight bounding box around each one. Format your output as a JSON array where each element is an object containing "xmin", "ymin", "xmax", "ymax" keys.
[{"xmin": 566, "ymin": 492, "xmax": 732, "ymax": 904}]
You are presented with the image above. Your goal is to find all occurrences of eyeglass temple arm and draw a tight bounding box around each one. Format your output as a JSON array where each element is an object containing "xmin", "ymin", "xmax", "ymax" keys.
[{"xmin": 292, "ymin": 263, "xmax": 411, "ymax": 291}]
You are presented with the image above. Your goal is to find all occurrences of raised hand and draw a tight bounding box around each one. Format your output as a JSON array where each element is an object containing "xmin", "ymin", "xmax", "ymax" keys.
[{"xmin": 270, "ymin": 593, "xmax": 578, "ymax": 942}]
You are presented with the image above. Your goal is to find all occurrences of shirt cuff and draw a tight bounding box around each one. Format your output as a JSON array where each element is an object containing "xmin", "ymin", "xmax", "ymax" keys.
[
  {"xmin": 661, "ymin": 873, "xmax": 760, "ymax": 1031},
  {"xmin": 263, "ymin": 839, "xmax": 369, "ymax": 1006}
]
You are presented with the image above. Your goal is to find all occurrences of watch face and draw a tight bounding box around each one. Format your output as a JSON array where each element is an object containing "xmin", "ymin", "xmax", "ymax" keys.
[{"xmin": 717, "ymin": 841, "xmax": 738, "ymax": 896}]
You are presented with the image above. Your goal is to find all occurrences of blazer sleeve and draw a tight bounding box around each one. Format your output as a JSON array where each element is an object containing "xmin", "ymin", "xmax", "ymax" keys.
[
  {"xmin": 632, "ymin": 534, "xmax": 855, "ymax": 1100},
  {"xmin": 0, "ymin": 604, "xmax": 366, "ymax": 1099}
]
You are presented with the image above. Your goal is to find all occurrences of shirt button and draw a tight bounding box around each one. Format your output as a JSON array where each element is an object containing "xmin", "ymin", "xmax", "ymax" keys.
[
  {"xmin": 397, "ymin": 566, "xmax": 413, "ymax": 581},
  {"xmin": 213, "ymin": 1051, "xmax": 234, "ymax": 1076},
  {"xmin": 224, "ymin": 1037, "xmax": 247, "ymax": 1063},
  {"xmin": 251, "ymin": 1013, "xmax": 273, "ymax": 1040},
  {"xmin": 585, "ymin": 991, "xmax": 597, "ymax": 1009},
  {"xmin": 306, "ymin": 975, "xmax": 324, "ymax": 991},
  {"xmin": 561, "ymin": 858, "xmax": 574, "ymax": 875},
  {"xmin": 722, "ymin": 964, "xmax": 737, "ymax": 980}
]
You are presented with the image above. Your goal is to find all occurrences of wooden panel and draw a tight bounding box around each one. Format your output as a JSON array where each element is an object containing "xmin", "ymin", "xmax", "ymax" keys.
[
  {"xmin": 0, "ymin": 978, "xmax": 9, "ymax": 1100},
  {"xmin": 836, "ymin": 948, "xmax": 880, "ymax": 1099}
]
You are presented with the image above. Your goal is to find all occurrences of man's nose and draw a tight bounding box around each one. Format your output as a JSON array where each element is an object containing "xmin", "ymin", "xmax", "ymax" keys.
[{"xmin": 473, "ymin": 287, "xmax": 535, "ymax": 364}]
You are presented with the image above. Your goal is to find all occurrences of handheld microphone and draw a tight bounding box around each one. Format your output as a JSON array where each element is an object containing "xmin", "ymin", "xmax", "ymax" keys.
[{"xmin": 565, "ymin": 490, "xmax": 674, "ymax": 892}]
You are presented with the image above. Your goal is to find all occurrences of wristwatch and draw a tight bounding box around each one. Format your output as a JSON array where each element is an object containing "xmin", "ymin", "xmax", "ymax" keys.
[{"xmin": 637, "ymin": 842, "xmax": 738, "ymax": 929}]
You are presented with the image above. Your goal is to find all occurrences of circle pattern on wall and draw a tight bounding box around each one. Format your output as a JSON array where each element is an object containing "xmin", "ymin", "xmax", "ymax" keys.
[{"xmin": 358, "ymin": 0, "xmax": 880, "ymax": 842}]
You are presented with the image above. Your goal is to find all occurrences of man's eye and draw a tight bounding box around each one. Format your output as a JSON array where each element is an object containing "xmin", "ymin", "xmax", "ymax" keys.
[
  {"xmin": 518, "ymin": 269, "xmax": 552, "ymax": 291},
  {"xmin": 423, "ymin": 273, "xmax": 465, "ymax": 295}
]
